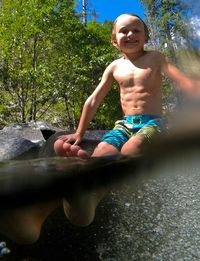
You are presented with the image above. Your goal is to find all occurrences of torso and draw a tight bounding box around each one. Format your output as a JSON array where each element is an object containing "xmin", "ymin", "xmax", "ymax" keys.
[{"xmin": 112, "ymin": 51, "xmax": 163, "ymax": 116}]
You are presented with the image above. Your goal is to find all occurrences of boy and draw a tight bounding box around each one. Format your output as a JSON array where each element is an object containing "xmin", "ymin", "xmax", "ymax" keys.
[
  {"xmin": 1, "ymin": 14, "xmax": 199, "ymax": 245},
  {"xmin": 54, "ymin": 13, "xmax": 200, "ymax": 159}
]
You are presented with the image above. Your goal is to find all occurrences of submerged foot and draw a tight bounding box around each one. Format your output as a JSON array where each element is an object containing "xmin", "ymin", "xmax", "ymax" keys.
[
  {"xmin": 0, "ymin": 201, "xmax": 59, "ymax": 244},
  {"xmin": 63, "ymin": 189, "xmax": 106, "ymax": 227},
  {"xmin": 54, "ymin": 140, "xmax": 89, "ymax": 160},
  {"xmin": 0, "ymin": 208, "xmax": 42, "ymax": 244}
]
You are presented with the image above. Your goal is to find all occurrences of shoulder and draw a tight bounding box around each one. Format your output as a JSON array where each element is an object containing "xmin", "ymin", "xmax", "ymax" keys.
[
  {"xmin": 146, "ymin": 50, "xmax": 165, "ymax": 60},
  {"xmin": 103, "ymin": 58, "xmax": 123, "ymax": 74},
  {"xmin": 108, "ymin": 57, "xmax": 123, "ymax": 68},
  {"xmin": 146, "ymin": 50, "xmax": 168, "ymax": 68}
]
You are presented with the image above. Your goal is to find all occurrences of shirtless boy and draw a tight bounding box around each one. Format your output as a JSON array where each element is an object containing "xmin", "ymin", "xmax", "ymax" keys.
[
  {"xmin": 54, "ymin": 13, "xmax": 200, "ymax": 159},
  {"xmin": 1, "ymin": 14, "xmax": 199, "ymax": 245}
]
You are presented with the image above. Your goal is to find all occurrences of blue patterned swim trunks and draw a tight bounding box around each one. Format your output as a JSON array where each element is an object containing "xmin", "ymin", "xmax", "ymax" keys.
[{"xmin": 101, "ymin": 115, "xmax": 164, "ymax": 150}]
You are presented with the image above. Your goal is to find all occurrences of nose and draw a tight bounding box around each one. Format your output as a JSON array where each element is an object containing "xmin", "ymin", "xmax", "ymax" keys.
[{"xmin": 127, "ymin": 30, "xmax": 134, "ymax": 37}]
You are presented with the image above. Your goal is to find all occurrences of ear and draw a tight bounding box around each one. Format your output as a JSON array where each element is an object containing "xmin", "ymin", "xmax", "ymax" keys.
[{"xmin": 111, "ymin": 39, "xmax": 118, "ymax": 48}]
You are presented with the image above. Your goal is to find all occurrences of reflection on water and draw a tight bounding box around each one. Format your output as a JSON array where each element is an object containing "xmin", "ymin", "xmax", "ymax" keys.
[{"xmin": 1, "ymin": 137, "xmax": 200, "ymax": 260}]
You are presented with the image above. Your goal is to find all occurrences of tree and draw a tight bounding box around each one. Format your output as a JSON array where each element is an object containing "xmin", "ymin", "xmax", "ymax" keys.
[
  {"xmin": 54, "ymin": 19, "xmax": 119, "ymax": 129},
  {"xmin": 75, "ymin": 0, "xmax": 99, "ymax": 24},
  {"xmin": 140, "ymin": 0, "xmax": 192, "ymax": 114},
  {"xmin": 0, "ymin": 0, "xmax": 80, "ymax": 124},
  {"xmin": 140, "ymin": 0, "xmax": 189, "ymax": 51},
  {"xmin": 0, "ymin": 0, "xmax": 119, "ymax": 129}
]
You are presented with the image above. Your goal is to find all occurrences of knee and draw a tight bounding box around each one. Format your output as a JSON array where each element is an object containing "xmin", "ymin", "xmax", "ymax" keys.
[
  {"xmin": 121, "ymin": 136, "xmax": 144, "ymax": 156},
  {"xmin": 92, "ymin": 143, "xmax": 107, "ymax": 157},
  {"xmin": 92, "ymin": 142, "xmax": 119, "ymax": 157}
]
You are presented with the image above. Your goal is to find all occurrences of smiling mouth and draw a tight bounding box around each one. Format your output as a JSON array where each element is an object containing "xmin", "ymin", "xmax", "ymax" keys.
[
  {"xmin": 127, "ymin": 39, "xmax": 138, "ymax": 43},
  {"xmin": 125, "ymin": 40, "xmax": 139, "ymax": 46}
]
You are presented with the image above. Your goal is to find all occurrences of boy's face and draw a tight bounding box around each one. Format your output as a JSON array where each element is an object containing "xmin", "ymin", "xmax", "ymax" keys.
[{"xmin": 112, "ymin": 15, "xmax": 148, "ymax": 53}]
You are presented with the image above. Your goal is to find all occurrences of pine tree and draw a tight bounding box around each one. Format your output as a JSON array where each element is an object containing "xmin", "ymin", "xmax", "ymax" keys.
[{"xmin": 140, "ymin": 0, "xmax": 189, "ymax": 52}]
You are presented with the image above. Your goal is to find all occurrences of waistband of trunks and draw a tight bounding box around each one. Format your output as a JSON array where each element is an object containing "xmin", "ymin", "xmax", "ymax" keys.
[{"xmin": 124, "ymin": 115, "xmax": 162, "ymax": 125}]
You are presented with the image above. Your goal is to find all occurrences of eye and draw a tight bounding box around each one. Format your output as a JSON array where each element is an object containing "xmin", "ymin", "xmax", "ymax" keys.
[
  {"xmin": 121, "ymin": 29, "xmax": 129, "ymax": 34},
  {"xmin": 132, "ymin": 29, "xmax": 140, "ymax": 33}
]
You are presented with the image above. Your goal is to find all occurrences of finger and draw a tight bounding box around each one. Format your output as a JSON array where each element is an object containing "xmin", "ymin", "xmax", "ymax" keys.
[{"xmin": 74, "ymin": 138, "xmax": 81, "ymax": 146}]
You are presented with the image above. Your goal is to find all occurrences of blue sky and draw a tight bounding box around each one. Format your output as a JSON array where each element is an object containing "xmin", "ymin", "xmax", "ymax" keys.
[
  {"xmin": 88, "ymin": 0, "xmax": 145, "ymax": 22},
  {"xmin": 75, "ymin": 0, "xmax": 200, "ymax": 48}
]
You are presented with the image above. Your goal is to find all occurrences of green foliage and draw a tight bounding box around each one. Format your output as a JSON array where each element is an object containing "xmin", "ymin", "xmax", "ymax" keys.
[
  {"xmin": 0, "ymin": 0, "xmax": 120, "ymax": 129},
  {"xmin": 0, "ymin": 0, "xmax": 78, "ymax": 124},
  {"xmin": 1, "ymin": 0, "xmax": 194, "ymax": 130}
]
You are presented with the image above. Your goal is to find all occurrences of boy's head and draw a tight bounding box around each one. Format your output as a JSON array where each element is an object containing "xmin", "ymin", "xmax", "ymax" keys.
[{"xmin": 111, "ymin": 14, "xmax": 150, "ymax": 46}]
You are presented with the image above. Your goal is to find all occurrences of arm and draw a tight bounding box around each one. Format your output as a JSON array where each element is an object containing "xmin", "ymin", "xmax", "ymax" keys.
[
  {"xmin": 60, "ymin": 62, "xmax": 115, "ymax": 144},
  {"xmin": 161, "ymin": 54, "xmax": 200, "ymax": 96}
]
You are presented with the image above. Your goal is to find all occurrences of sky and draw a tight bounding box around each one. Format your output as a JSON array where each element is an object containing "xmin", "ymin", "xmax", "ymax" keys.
[
  {"xmin": 76, "ymin": 0, "xmax": 200, "ymax": 48},
  {"xmin": 85, "ymin": 0, "xmax": 200, "ymax": 48},
  {"xmin": 87, "ymin": 0, "xmax": 145, "ymax": 22}
]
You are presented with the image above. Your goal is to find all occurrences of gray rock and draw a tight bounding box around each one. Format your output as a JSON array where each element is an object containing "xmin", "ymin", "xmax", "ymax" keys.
[
  {"xmin": 0, "ymin": 134, "xmax": 38, "ymax": 161},
  {"xmin": 0, "ymin": 122, "xmax": 105, "ymax": 161},
  {"xmin": 2, "ymin": 124, "xmax": 45, "ymax": 144},
  {"xmin": 0, "ymin": 122, "xmax": 48, "ymax": 161}
]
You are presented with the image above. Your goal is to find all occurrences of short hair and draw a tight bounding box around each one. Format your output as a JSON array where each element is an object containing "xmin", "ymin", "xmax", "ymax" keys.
[{"xmin": 111, "ymin": 13, "xmax": 150, "ymax": 42}]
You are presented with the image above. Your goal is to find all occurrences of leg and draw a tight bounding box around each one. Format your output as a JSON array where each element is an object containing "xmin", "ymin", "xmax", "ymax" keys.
[
  {"xmin": 0, "ymin": 140, "xmax": 120, "ymax": 242},
  {"xmin": 63, "ymin": 142, "xmax": 119, "ymax": 226},
  {"xmin": 0, "ymin": 200, "xmax": 61, "ymax": 244},
  {"xmin": 92, "ymin": 141, "xmax": 119, "ymax": 157},
  {"xmin": 63, "ymin": 119, "xmax": 162, "ymax": 226},
  {"xmin": 56, "ymin": 130, "xmax": 121, "ymax": 226},
  {"xmin": 121, "ymin": 123, "xmax": 163, "ymax": 156},
  {"xmin": 63, "ymin": 190, "xmax": 105, "ymax": 227},
  {"xmin": 121, "ymin": 135, "xmax": 144, "ymax": 156}
]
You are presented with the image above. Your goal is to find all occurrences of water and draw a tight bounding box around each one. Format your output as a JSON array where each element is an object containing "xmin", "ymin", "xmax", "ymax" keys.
[{"xmin": 1, "ymin": 142, "xmax": 200, "ymax": 260}]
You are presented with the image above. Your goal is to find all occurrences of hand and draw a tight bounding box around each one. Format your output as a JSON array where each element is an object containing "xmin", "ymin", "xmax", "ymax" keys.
[{"xmin": 58, "ymin": 132, "xmax": 83, "ymax": 145}]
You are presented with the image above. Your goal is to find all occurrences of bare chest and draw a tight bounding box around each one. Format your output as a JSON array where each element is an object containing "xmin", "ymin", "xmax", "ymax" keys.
[{"xmin": 113, "ymin": 60, "xmax": 158, "ymax": 88}]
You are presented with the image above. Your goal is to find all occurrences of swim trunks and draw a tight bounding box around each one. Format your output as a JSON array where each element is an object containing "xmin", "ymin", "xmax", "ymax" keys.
[{"xmin": 101, "ymin": 115, "xmax": 164, "ymax": 150}]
